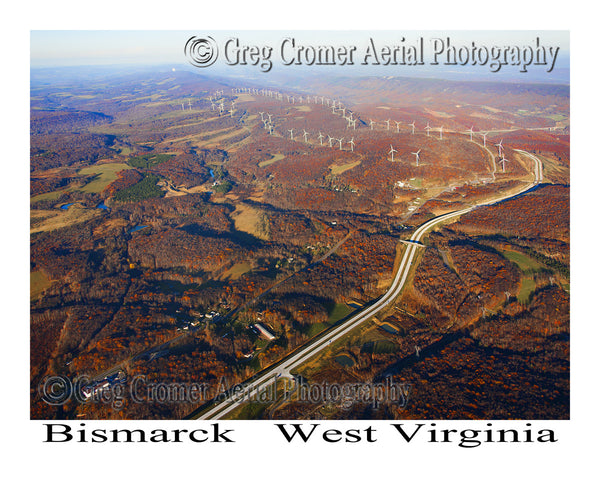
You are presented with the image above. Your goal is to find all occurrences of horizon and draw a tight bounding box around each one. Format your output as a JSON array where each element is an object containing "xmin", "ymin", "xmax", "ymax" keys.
[{"xmin": 30, "ymin": 31, "xmax": 570, "ymax": 86}]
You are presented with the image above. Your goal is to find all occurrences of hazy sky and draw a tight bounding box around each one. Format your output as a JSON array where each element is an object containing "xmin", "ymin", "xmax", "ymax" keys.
[{"xmin": 31, "ymin": 30, "xmax": 570, "ymax": 83}]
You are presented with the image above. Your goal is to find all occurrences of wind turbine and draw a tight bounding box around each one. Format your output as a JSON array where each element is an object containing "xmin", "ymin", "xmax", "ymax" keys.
[
  {"xmin": 439, "ymin": 126, "xmax": 444, "ymax": 140},
  {"xmin": 328, "ymin": 135, "xmax": 334, "ymax": 147},
  {"xmin": 425, "ymin": 122, "xmax": 432, "ymax": 137},
  {"xmin": 303, "ymin": 129, "xmax": 309, "ymax": 143},
  {"xmin": 499, "ymin": 156, "xmax": 509, "ymax": 172},
  {"xmin": 369, "ymin": 119, "xmax": 375, "ymax": 130},
  {"xmin": 348, "ymin": 137, "xmax": 355, "ymax": 152},
  {"xmin": 412, "ymin": 149, "xmax": 421, "ymax": 166},
  {"xmin": 495, "ymin": 139, "xmax": 504, "ymax": 157},
  {"xmin": 481, "ymin": 132, "xmax": 488, "ymax": 147},
  {"xmin": 259, "ymin": 112, "xmax": 265, "ymax": 121},
  {"xmin": 331, "ymin": 104, "xmax": 336, "ymax": 114},
  {"xmin": 188, "ymin": 99, "xmax": 192, "ymax": 110},
  {"xmin": 267, "ymin": 113, "xmax": 273, "ymax": 123},
  {"xmin": 385, "ymin": 119, "xmax": 391, "ymax": 131},
  {"xmin": 388, "ymin": 145, "xmax": 397, "ymax": 161},
  {"xmin": 288, "ymin": 128, "xmax": 294, "ymax": 140},
  {"xmin": 337, "ymin": 137, "xmax": 344, "ymax": 150},
  {"xmin": 467, "ymin": 125, "xmax": 474, "ymax": 141},
  {"xmin": 395, "ymin": 121, "xmax": 401, "ymax": 133},
  {"xmin": 181, "ymin": 103, "xmax": 184, "ymax": 111},
  {"xmin": 410, "ymin": 121, "xmax": 416, "ymax": 135},
  {"xmin": 317, "ymin": 132, "xmax": 324, "ymax": 146}
]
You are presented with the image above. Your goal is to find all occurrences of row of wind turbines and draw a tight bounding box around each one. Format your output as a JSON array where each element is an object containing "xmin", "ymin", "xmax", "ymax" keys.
[{"xmin": 205, "ymin": 86, "xmax": 511, "ymax": 172}]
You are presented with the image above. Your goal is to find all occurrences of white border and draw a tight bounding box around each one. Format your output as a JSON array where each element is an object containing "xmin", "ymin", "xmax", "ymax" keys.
[{"xmin": 5, "ymin": 1, "xmax": 597, "ymax": 477}]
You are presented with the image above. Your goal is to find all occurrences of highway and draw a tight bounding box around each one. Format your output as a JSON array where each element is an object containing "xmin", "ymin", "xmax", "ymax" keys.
[{"xmin": 195, "ymin": 151, "xmax": 543, "ymax": 420}]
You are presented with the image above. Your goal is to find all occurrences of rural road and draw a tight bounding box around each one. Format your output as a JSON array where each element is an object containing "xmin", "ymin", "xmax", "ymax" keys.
[{"xmin": 194, "ymin": 150, "xmax": 543, "ymax": 420}]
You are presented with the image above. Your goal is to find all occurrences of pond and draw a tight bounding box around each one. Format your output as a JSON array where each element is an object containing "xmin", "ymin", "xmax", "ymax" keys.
[
  {"xmin": 334, "ymin": 354, "xmax": 355, "ymax": 367},
  {"xmin": 129, "ymin": 225, "xmax": 149, "ymax": 233},
  {"xmin": 60, "ymin": 203, "xmax": 75, "ymax": 210},
  {"xmin": 97, "ymin": 201, "xmax": 110, "ymax": 211}
]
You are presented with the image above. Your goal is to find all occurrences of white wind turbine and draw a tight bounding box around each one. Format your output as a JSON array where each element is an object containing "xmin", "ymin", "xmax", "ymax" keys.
[
  {"xmin": 425, "ymin": 122, "xmax": 432, "ymax": 137},
  {"xmin": 388, "ymin": 144, "xmax": 397, "ymax": 161},
  {"xmin": 328, "ymin": 135, "xmax": 334, "ymax": 147},
  {"xmin": 317, "ymin": 132, "xmax": 324, "ymax": 146},
  {"xmin": 439, "ymin": 126, "xmax": 444, "ymax": 140},
  {"xmin": 303, "ymin": 129, "xmax": 309, "ymax": 142},
  {"xmin": 338, "ymin": 137, "xmax": 344, "ymax": 150},
  {"xmin": 288, "ymin": 128, "xmax": 294, "ymax": 140},
  {"xmin": 395, "ymin": 121, "xmax": 401, "ymax": 133},
  {"xmin": 410, "ymin": 121, "xmax": 416, "ymax": 135},
  {"xmin": 481, "ymin": 132, "xmax": 488, "ymax": 147},
  {"xmin": 412, "ymin": 149, "xmax": 421, "ymax": 166},
  {"xmin": 385, "ymin": 119, "xmax": 391, "ymax": 131},
  {"xmin": 369, "ymin": 119, "xmax": 375, "ymax": 130},
  {"xmin": 467, "ymin": 125, "xmax": 474, "ymax": 141},
  {"xmin": 495, "ymin": 139, "xmax": 504, "ymax": 157},
  {"xmin": 499, "ymin": 156, "xmax": 509, "ymax": 172},
  {"xmin": 348, "ymin": 137, "xmax": 355, "ymax": 152},
  {"xmin": 259, "ymin": 112, "xmax": 265, "ymax": 121}
]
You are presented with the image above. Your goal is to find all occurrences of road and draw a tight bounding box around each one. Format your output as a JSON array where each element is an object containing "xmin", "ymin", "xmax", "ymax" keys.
[{"xmin": 194, "ymin": 150, "xmax": 543, "ymax": 420}]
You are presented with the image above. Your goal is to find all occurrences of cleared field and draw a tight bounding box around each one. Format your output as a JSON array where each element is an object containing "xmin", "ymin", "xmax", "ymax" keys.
[
  {"xmin": 502, "ymin": 249, "xmax": 544, "ymax": 272},
  {"xmin": 518, "ymin": 277, "xmax": 537, "ymax": 303},
  {"xmin": 77, "ymin": 162, "xmax": 133, "ymax": 193},
  {"xmin": 329, "ymin": 160, "xmax": 361, "ymax": 175},
  {"xmin": 231, "ymin": 204, "xmax": 269, "ymax": 240},
  {"xmin": 235, "ymin": 93, "xmax": 255, "ymax": 102},
  {"xmin": 31, "ymin": 205, "xmax": 101, "ymax": 234},
  {"xmin": 258, "ymin": 153, "xmax": 285, "ymax": 167},
  {"xmin": 220, "ymin": 262, "xmax": 252, "ymax": 280},
  {"xmin": 30, "ymin": 270, "xmax": 55, "ymax": 300}
]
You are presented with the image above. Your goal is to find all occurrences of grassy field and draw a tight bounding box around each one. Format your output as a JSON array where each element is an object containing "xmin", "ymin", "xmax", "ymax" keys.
[
  {"xmin": 231, "ymin": 204, "xmax": 269, "ymax": 240},
  {"xmin": 30, "ymin": 204, "xmax": 101, "ymax": 234},
  {"xmin": 77, "ymin": 163, "xmax": 133, "ymax": 193},
  {"xmin": 328, "ymin": 303, "xmax": 354, "ymax": 323},
  {"xmin": 30, "ymin": 270, "xmax": 55, "ymax": 299},
  {"xmin": 258, "ymin": 153, "xmax": 285, "ymax": 168},
  {"xmin": 220, "ymin": 262, "xmax": 252, "ymax": 280},
  {"xmin": 502, "ymin": 249, "xmax": 544, "ymax": 272},
  {"xmin": 329, "ymin": 160, "xmax": 361, "ymax": 175},
  {"xmin": 518, "ymin": 277, "xmax": 537, "ymax": 303}
]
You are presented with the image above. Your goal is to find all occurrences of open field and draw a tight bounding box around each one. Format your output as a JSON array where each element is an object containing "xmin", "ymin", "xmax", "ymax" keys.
[
  {"xmin": 30, "ymin": 270, "xmax": 55, "ymax": 300},
  {"xmin": 77, "ymin": 162, "xmax": 133, "ymax": 193},
  {"xmin": 230, "ymin": 203, "xmax": 269, "ymax": 240},
  {"xmin": 220, "ymin": 262, "xmax": 252, "ymax": 281},
  {"xmin": 258, "ymin": 153, "xmax": 285, "ymax": 167},
  {"xmin": 31, "ymin": 204, "xmax": 102, "ymax": 234},
  {"xmin": 329, "ymin": 160, "xmax": 361, "ymax": 175}
]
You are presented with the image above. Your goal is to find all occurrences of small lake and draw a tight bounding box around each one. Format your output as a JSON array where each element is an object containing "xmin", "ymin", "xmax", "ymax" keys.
[
  {"xmin": 380, "ymin": 324, "xmax": 399, "ymax": 335},
  {"xmin": 334, "ymin": 354, "xmax": 355, "ymax": 367},
  {"xmin": 97, "ymin": 202, "xmax": 110, "ymax": 211},
  {"xmin": 129, "ymin": 225, "xmax": 149, "ymax": 233},
  {"xmin": 60, "ymin": 203, "xmax": 75, "ymax": 210},
  {"xmin": 209, "ymin": 169, "xmax": 215, "ymax": 178}
]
